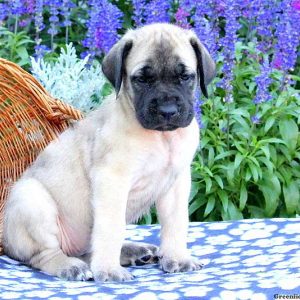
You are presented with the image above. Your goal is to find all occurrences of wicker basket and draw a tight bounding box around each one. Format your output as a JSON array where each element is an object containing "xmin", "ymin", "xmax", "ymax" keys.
[{"xmin": 0, "ymin": 58, "xmax": 83, "ymax": 254}]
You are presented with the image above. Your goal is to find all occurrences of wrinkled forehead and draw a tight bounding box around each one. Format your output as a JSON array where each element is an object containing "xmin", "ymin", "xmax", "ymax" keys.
[{"xmin": 126, "ymin": 31, "xmax": 197, "ymax": 75}]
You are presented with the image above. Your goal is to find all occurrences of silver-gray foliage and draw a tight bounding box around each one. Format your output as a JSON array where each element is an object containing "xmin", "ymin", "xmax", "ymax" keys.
[{"xmin": 30, "ymin": 44, "xmax": 106, "ymax": 112}]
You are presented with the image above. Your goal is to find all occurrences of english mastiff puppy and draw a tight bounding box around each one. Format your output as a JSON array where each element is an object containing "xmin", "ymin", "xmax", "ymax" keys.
[{"xmin": 3, "ymin": 23, "xmax": 215, "ymax": 281}]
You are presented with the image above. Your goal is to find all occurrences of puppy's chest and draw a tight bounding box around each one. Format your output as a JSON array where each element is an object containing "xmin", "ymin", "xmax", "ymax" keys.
[{"xmin": 125, "ymin": 136, "xmax": 193, "ymax": 223}]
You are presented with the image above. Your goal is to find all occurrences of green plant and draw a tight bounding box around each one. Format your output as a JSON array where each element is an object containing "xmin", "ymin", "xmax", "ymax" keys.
[
  {"xmin": 189, "ymin": 42, "xmax": 300, "ymax": 221},
  {"xmin": 0, "ymin": 27, "xmax": 34, "ymax": 67}
]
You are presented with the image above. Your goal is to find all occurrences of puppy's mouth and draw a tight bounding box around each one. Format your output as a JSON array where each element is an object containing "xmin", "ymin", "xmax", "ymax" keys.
[
  {"xmin": 153, "ymin": 124, "xmax": 179, "ymax": 131},
  {"xmin": 136, "ymin": 109, "xmax": 194, "ymax": 131}
]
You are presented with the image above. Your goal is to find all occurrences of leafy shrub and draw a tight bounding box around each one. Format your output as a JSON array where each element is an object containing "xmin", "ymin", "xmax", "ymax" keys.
[
  {"xmin": 0, "ymin": 27, "xmax": 33, "ymax": 66},
  {"xmin": 31, "ymin": 44, "xmax": 107, "ymax": 112},
  {"xmin": 189, "ymin": 43, "xmax": 300, "ymax": 221}
]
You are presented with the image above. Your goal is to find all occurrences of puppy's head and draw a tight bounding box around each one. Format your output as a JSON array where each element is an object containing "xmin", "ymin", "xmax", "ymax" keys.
[{"xmin": 102, "ymin": 23, "xmax": 216, "ymax": 131}]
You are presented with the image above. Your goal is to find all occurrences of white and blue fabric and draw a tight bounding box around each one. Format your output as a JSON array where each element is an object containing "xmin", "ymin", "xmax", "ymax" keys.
[{"xmin": 0, "ymin": 218, "xmax": 300, "ymax": 299}]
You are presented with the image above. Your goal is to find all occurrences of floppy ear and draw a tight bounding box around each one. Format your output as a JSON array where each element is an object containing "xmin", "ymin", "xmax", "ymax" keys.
[
  {"xmin": 190, "ymin": 37, "xmax": 216, "ymax": 98},
  {"xmin": 102, "ymin": 39, "xmax": 133, "ymax": 94}
]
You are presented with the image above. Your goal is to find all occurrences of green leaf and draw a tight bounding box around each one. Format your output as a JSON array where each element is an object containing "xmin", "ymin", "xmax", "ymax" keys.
[
  {"xmin": 264, "ymin": 116, "xmax": 276, "ymax": 133},
  {"xmin": 204, "ymin": 177, "xmax": 212, "ymax": 194},
  {"xmin": 200, "ymin": 136, "xmax": 210, "ymax": 149},
  {"xmin": 215, "ymin": 175, "xmax": 224, "ymax": 189},
  {"xmin": 230, "ymin": 108, "xmax": 250, "ymax": 118},
  {"xmin": 248, "ymin": 205, "xmax": 265, "ymax": 218},
  {"xmin": 278, "ymin": 144, "xmax": 292, "ymax": 161},
  {"xmin": 232, "ymin": 115, "xmax": 251, "ymax": 132},
  {"xmin": 189, "ymin": 182, "xmax": 199, "ymax": 202},
  {"xmin": 208, "ymin": 147, "xmax": 215, "ymax": 168},
  {"xmin": 257, "ymin": 138, "xmax": 285, "ymax": 146},
  {"xmin": 248, "ymin": 156, "xmax": 260, "ymax": 167},
  {"xmin": 16, "ymin": 47, "xmax": 30, "ymax": 65},
  {"xmin": 260, "ymin": 145, "xmax": 270, "ymax": 160},
  {"xmin": 239, "ymin": 183, "xmax": 248, "ymax": 210},
  {"xmin": 218, "ymin": 190, "xmax": 228, "ymax": 211},
  {"xmin": 226, "ymin": 163, "xmax": 235, "ymax": 185},
  {"xmin": 269, "ymin": 145, "xmax": 278, "ymax": 165},
  {"xmin": 278, "ymin": 166, "xmax": 292, "ymax": 184},
  {"xmin": 204, "ymin": 196, "xmax": 216, "ymax": 217},
  {"xmin": 215, "ymin": 150, "xmax": 236, "ymax": 161},
  {"xmin": 249, "ymin": 82, "xmax": 256, "ymax": 93},
  {"xmin": 258, "ymin": 173, "xmax": 281, "ymax": 217},
  {"xmin": 203, "ymin": 167, "xmax": 214, "ymax": 177},
  {"xmin": 228, "ymin": 200, "xmax": 243, "ymax": 220},
  {"xmin": 256, "ymin": 157, "xmax": 274, "ymax": 172},
  {"xmin": 189, "ymin": 197, "xmax": 206, "ymax": 215},
  {"xmin": 15, "ymin": 39, "xmax": 34, "ymax": 47},
  {"xmin": 290, "ymin": 74, "xmax": 300, "ymax": 82},
  {"xmin": 248, "ymin": 161, "xmax": 259, "ymax": 182},
  {"xmin": 234, "ymin": 141, "xmax": 248, "ymax": 154},
  {"xmin": 279, "ymin": 119, "xmax": 298, "ymax": 152},
  {"xmin": 234, "ymin": 153, "xmax": 244, "ymax": 169},
  {"xmin": 245, "ymin": 167, "xmax": 252, "ymax": 181},
  {"xmin": 283, "ymin": 182, "xmax": 299, "ymax": 215}
]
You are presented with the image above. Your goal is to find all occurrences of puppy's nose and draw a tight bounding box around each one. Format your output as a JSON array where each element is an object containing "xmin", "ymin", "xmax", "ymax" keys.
[{"xmin": 158, "ymin": 104, "xmax": 178, "ymax": 120}]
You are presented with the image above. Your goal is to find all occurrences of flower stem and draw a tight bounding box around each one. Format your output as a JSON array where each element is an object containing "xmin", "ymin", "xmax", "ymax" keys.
[
  {"xmin": 14, "ymin": 16, "xmax": 18, "ymax": 34},
  {"xmin": 226, "ymin": 100, "xmax": 230, "ymax": 151},
  {"xmin": 279, "ymin": 71, "xmax": 287, "ymax": 92},
  {"xmin": 66, "ymin": 26, "xmax": 69, "ymax": 44},
  {"xmin": 51, "ymin": 33, "xmax": 54, "ymax": 51}
]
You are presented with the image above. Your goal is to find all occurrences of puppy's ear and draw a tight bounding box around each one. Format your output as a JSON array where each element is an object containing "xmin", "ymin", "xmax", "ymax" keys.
[
  {"xmin": 190, "ymin": 37, "xmax": 216, "ymax": 98},
  {"xmin": 102, "ymin": 39, "xmax": 133, "ymax": 94}
]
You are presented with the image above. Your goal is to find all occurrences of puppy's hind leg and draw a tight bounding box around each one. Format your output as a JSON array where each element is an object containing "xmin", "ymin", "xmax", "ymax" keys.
[
  {"xmin": 30, "ymin": 249, "xmax": 92, "ymax": 281},
  {"xmin": 3, "ymin": 178, "xmax": 92, "ymax": 281},
  {"xmin": 120, "ymin": 242, "xmax": 159, "ymax": 266}
]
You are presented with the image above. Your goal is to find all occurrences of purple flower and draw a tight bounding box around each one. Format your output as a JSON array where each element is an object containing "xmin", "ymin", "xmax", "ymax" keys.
[
  {"xmin": 0, "ymin": 3, "xmax": 9, "ymax": 22},
  {"xmin": 193, "ymin": 1, "xmax": 219, "ymax": 61},
  {"xmin": 255, "ymin": 0, "xmax": 278, "ymax": 53},
  {"xmin": 47, "ymin": 0, "xmax": 61, "ymax": 37},
  {"xmin": 132, "ymin": 0, "xmax": 171, "ymax": 27},
  {"xmin": 19, "ymin": 18, "xmax": 32, "ymax": 27},
  {"xmin": 11, "ymin": 0, "xmax": 26, "ymax": 17},
  {"xmin": 291, "ymin": 0, "xmax": 300, "ymax": 10},
  {"xmin": 132, "ymin": 0, "xmax": 146, "ymax": 27},
  {"xmin": 175, "ymin": 7, "xmax": 191, "ymax": 29},
  {"xmin": 35, "ymin": 0, "xmax": 45, "ymax": 33},
  {"xmin": 143, "ymin": 0, "xmax": 171, "ymax": 24},
  {"xmin": 272, "ymin": 0, "xmax": 300, "ymax": 72},
  {"xmin": 193, "ymin": 89, "xmax": 203, "ymax": 127},
  {"xmin": 34, "ymin": 44, "xmax": 51, "ymax": 59},
  {"xmin": 251, "ymin": 114, "xmax": 261, "ymax": 124},
  {"xmin": 218, "ymin": 0, "xmax": 241, "ymax": 102},
  {"xmin": 83, "ymin": 0, "xmax": 123, "ymax": 56},
  {"xmin": 272, "ymin": 55, "xmax": 284, "ymax": 70},
  {"xmin": 61, "ymin": 0, "xmax": 75, "ymax": 27},
  {"xmin": 24, "ymin": 0, "xmax": 35, "ymax": 14},
  {"xmin": 180, "ymin": 0, "xmax": 196, "ymax": 11},
  {"xmin": 253, "ymin": 56, "xmax": 273, "ymax": 104}
]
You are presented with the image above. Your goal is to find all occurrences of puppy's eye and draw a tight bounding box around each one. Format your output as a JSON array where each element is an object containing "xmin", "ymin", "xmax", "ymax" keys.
[
  {"xmin": 180, "ymin": 74, "xmax": 190, "ymax": 81},
  {"xmin": 179, "ymin": 73, "xmax": 195, "ymax": 81},
  {"xmin": 137, "ymin": 76, "xmax": 147, "ymax": 83},
  {"xmin": 133, "ymin": 75, "xmax": 155, "ymax": 84}
]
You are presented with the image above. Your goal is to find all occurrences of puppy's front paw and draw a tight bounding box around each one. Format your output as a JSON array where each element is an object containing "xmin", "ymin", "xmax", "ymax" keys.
[
  {"xmin": 159, "ymin": 256, "xmax": 203, "ymax": 273},
  {"xmin": 121, "ymin": 242, "xmax": 159, "ymax": 266},
  {"xmin": 93, "ymin": 266, "xmax": 134, "ymax": 282}
]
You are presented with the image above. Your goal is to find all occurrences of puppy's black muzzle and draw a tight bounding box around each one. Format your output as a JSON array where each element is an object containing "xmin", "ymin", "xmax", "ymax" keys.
[{"xmin": 137, "ymin": 94, "xmax": 194, "ymax": 131}]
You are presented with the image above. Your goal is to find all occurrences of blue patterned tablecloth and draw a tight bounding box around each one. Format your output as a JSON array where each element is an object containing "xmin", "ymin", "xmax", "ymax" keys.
[{"xmin": 1, "ymin": 218, "xmax": 300, "ymax": 299}]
